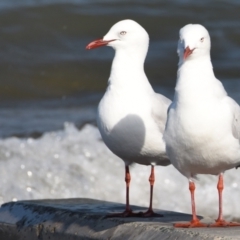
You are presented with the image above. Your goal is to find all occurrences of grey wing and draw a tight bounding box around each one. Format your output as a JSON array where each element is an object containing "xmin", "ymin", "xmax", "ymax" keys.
[
  {"xmin": 229, "ymin": 97, "xmax": 240, "ymax": 169},
  {"xmin": 228, "ymin": 97, "xmax": 240, "ymax": 141},
  {"xmin": 151, "ymin": 93, "xmax": 172, "ymax": 134}
]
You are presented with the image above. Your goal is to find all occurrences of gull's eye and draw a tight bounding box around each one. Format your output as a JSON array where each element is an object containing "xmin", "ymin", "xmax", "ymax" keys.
[
  {"xmin": 120, "ymin": 31, "xmax": 127, "ymax": 35},
  {"xmin": 200, "ymin": 37, "xmax": 204, "ymax": 42}
]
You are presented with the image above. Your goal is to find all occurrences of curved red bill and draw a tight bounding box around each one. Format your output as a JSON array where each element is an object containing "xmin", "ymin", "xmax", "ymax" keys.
[
  {"xmin": 86, "ymin": 39, "xmax": 116, "ymax": 50},
  {"xmin": 184, "ymin": 46, "xmax": 195, "ymax": 60}
]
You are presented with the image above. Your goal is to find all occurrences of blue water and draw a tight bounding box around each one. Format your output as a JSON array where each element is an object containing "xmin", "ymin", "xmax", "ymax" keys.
[{"xmin": 0, "ymin": 0, "xmax": 239, "ymax": 136}]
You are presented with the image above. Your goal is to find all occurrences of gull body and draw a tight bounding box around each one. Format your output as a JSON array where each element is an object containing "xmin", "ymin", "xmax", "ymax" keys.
[
  {"xmin": 86, "ymin": 19, "xmax": 171, "ymax": 217},
  {"xmin": 163, "ymin": 24, "xmax": 240, "ymax": 227}
]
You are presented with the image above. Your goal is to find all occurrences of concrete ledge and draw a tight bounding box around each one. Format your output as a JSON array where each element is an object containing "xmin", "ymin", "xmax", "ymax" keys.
[{"xmin": 0, "ymin": 198, "xmax": 239, "ymax": 239}]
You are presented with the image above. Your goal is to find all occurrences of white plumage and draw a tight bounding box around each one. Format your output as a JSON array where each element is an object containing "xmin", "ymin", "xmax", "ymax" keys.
[
  {"xmin": 87, "ymin": 19, "xmax": 171, "ymax": 217},
  {"xmin": 164, "ymin": 24, "xmax": 240, "ymax": 227}
]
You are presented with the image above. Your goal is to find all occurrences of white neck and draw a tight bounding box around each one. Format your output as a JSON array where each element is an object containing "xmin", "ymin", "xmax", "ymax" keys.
[
  {"xmin": 178, "ymin": 55, "xmax": 214, "ymax": 82},
  {"xmin": 174, "ymin": 55, "xmax": 223, "ymax": 105},
  {"xmin": 108, "ymin": 47, "xmax": 153, "ymax": 93}
]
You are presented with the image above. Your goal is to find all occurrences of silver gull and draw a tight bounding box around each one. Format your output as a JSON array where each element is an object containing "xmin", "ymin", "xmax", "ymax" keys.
[
  {"xmin": 164, "ymin": 24, "xmax": 240, "ymax": 227},
  {"xmin": 86, "ymin": 19, "xmax": 171, "ymax": 217}
]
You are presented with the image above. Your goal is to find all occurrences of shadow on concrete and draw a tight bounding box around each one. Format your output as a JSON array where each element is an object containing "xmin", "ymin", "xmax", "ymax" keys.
[{"xmin": 0, "ymin": 198, "xmax": 201, "ymax": 240}]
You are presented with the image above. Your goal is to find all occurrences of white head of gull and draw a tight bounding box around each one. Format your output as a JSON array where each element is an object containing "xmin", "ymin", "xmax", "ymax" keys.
[
  {"xmin": 163, "ymin": 23, "xmax": 240, "ymax": 227},
  {"xmin": 86, "ymin": 19, "xmax": 171, "ymax": 217}
]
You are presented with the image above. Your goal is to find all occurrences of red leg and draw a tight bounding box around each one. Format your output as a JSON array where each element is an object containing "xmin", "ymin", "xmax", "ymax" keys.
[
  {"xmin": 125, "ymin": 165, "xmax": 131, "ymax": 213},
  {"xmin": 209, "ymin": 173, "xmax": 240, "ymax": 227},
  {"xmin": 141, "ymin": 166, "xmax": 163, "ymax": 217},
  {"xmin": 105, "ymin": 166, "xmax": 140, "ymax": 218},
  {"xmin": 174, "ymin": 180, "xmax": 207, "ymax": 228}
]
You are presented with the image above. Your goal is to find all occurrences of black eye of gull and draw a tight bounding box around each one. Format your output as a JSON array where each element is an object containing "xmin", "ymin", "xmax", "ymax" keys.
[
  {"xmin": 120, "ymin": 31, "xmax": 127, "ymax": 35},
  {"xmin": 200, "ymin": 37, "xmax": 204, "ymax": 42}
]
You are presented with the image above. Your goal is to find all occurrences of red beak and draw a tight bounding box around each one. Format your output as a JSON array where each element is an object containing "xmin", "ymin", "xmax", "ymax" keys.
[
  {"xmin": 86, "ymin": 38, "xmax": 116, "ymax": 50},
  {"xmin": 184, "ymin": 46, "xmax": 194, "ymax": 60}
]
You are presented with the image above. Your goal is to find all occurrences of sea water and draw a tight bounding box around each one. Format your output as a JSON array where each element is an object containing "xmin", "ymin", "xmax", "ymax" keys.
[{"xmin": 0, "ymin": 122, "xmax": 240, "ymax": 220}]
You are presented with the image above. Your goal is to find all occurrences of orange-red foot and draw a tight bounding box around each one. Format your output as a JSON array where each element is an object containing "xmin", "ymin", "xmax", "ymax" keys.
[
  {"xmin": 174, "ymin": 219, "xmax": 208, "ymax": 228},
  {"xmin": 105, "ymin": 210, "xmax": 142, "ymax": 218},
  {"xmin": 209, "ymin": 219, "xmax": 240, "ymax": 227},
  {"xmin": 139, "ymin": 209, "xmax": 163, "ymax": 218}
]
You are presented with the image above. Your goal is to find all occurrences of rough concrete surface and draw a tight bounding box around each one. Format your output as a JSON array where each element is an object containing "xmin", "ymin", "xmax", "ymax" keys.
[{"xmin": 0, "ymin": 198, "xmax": 239, "ymax": 239}]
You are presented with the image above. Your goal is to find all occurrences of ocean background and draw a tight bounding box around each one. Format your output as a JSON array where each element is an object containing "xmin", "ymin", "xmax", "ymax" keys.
[{"xmin": 1, "ymin": 0, "xmax": 240, "ymax": 220}]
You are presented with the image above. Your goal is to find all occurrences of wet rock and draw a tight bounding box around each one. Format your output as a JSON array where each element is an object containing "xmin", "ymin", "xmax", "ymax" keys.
[{"xmin": 0, "ymin": 198, "xmax": 239, "ymax": 240}]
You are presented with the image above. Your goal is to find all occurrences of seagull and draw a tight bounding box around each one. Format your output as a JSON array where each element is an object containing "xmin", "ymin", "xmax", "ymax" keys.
[
  {"xmin": 163, "ymin": 23, "xmax": 240, "ymax": 227},
  {"xmin": 86, "ymin": 19, "xmax": 171, "ymax": 217}
]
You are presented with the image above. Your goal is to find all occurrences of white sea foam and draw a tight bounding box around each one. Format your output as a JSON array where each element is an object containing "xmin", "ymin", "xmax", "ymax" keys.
[{"xmin": 0, "ymin": 123, "xmax": 239, "ymax": 220}]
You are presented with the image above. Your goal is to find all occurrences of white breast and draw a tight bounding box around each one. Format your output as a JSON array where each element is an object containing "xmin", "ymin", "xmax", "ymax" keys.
[
  {"xmin": 97, "ymin": 86, "xmax": 169, "ymax": 166},
  {"xmin": 164, "ymin": 61, "xmax": 240, "ymax": 177}
]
